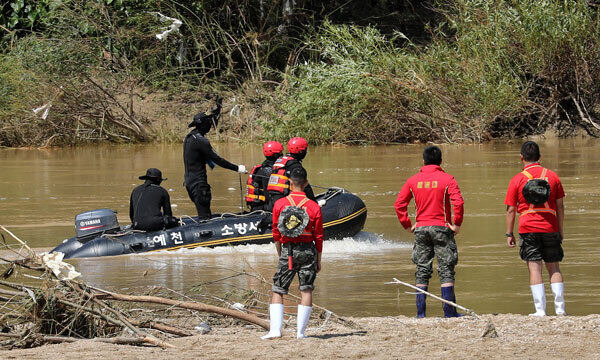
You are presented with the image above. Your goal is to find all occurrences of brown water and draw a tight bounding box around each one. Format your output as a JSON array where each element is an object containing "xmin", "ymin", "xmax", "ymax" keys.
[{"xmin": 1, "ymin": 138, "xmax": 599, "ymax": 317}]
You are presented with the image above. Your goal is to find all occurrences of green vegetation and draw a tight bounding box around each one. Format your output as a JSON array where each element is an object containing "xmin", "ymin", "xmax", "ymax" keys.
[
  {"xmin": 1, "ymin": 0, "xmax": 599, "ymax": 146},
  {"xmin": 268, "ymin": 0, "xmax": 600, "ymax": 143}
]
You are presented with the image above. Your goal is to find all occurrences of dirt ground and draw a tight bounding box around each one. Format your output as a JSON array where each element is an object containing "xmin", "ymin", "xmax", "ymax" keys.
[{"xmin": 1, "ymin": 314, "xmax": 599, "ymax": 359}]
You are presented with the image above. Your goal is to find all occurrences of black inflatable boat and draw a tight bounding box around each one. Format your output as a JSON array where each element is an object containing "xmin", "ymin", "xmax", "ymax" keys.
[{"xmin": 51, "ymin": 188, "xmax": 367, "ymax": 259}]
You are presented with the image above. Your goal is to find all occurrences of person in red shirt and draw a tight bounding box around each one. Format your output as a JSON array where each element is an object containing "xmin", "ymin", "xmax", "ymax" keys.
[
  {"xmin": 394, "ymin": 146, "xmax": 464, "ymax": 318},
  {"xmin": 261, "ymin": 167, "xmax": 323, "ymax": 339},
  {"xmin": 505, "ymin": 141, "xmax": 566, "ymax": 316}
]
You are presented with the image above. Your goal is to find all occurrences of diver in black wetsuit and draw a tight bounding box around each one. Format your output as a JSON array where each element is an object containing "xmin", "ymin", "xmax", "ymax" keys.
[
  {"xmin": 130, "ymin": 168, "xmax": 179, "ymax": 231},
  {"xmin": 183, "ymin": 100, "xmax": 246, "ymax": 220}
]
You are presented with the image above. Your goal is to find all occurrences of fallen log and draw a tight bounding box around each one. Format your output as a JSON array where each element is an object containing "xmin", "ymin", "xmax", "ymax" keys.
[
  {"xmin": 96, "ymin": 291, "xmax": 270, "ymax": 330},
  {"xmin": 41, "ymin": 335, "xmax": 147, "ymax": 345}
]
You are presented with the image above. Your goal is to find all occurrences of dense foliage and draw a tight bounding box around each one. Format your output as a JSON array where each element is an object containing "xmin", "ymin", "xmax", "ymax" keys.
[
  {"xmin": 267, "ymin": 0, "xmax": 600, "ymax": 143},
  {"xmin": 1, "ymin": 0, "xmax": 599, "ymax": 146}
]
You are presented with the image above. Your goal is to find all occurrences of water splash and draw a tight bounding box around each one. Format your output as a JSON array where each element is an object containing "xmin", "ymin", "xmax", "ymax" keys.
[{"xmin": 152, "ymin": 231, "xmax": 410, "ymax": 257}]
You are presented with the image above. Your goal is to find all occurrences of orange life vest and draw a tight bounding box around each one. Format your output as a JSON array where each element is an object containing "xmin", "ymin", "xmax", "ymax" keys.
[
  {"xmin": 267, "ymin": 156, "xmax": 296, "ymax": 195},
  {"xmin": 521, "ymin": 166, "xmax": 556, "ymax": 216},
  {"xmin": 245, "ymin": 165, "xmax": 266, "ymax": 205}
]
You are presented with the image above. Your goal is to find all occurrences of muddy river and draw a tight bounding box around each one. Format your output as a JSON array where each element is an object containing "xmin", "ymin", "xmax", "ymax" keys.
[{"xmin": 1, "ymin": 137, "xmax": 599, "ymax": 316}]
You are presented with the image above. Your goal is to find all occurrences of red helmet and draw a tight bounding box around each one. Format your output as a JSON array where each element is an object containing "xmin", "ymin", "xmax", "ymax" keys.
[
  {"xmin": 263, "ymin": 141, "xmax": 284, "ymax": 157},
  {"xmin": 287, "ymin": 137, "xmax": 308, "ymax": 154}
]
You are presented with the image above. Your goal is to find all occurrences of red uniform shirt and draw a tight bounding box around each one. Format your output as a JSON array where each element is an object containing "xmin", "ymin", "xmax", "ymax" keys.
[
  {"xmin": 504, "ymin": 163, "xmax": 565, "ymax": 233},
  {"xmin": 272, "ymin": 191, "xmax": 324, "ymax": 253},
  {"xmin": 395, "ymin": 165, "xmax": 464, "ymax": 229}
]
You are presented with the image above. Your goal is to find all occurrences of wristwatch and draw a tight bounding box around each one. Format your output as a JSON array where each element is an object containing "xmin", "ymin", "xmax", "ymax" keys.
[{"xmin": 505, "ymin": 232, "xmax": 514, "ymax": 237}]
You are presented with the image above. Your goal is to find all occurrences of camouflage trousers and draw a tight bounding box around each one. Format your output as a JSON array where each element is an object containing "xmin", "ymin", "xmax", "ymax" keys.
[
  {"xmin": 272, "ymin": 242, "xmax": 317, "ymax": 294},
  {"xmin": 411, "ymin": 226, "xmax": 458, "ymax": 285}
]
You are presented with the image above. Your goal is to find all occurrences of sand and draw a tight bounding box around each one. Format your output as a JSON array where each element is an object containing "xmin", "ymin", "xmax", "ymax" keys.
[{"xmin": 2, "ymin": 314, "xmax": 600, "ymax": 359}]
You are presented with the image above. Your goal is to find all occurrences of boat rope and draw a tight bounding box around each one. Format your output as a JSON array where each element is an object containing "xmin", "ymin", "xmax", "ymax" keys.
[
  {"xmin": 250, "ymin": 173, "xmax": 339, "ymax": 191},
  {"xmin": 179, "ymin": 214, "xmax": 198, "ymax": 224}
]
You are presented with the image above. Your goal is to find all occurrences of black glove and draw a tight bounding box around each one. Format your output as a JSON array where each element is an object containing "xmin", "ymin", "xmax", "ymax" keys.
[{"xmin": 164, "ymin": 216, "xmax": 180, "ymax": 229}]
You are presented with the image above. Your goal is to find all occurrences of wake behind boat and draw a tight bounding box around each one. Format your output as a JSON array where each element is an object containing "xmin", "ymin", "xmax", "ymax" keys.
[{"xmin": 52, "ymin": 188, "xmax": 367, "ymax": 259}]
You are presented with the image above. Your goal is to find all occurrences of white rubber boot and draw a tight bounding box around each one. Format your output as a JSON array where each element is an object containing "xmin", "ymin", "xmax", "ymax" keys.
[
  {"xmin": 261, "ymin": 303, "xmax": 284, "ymax": 339},
  {"xmin": 296, "ymin": 305, "xmax": 312, "ymax": 339},
  {"xmin": 529, "ymin": 283, "xmax": 546, "ymax": 317},
  {"xmin": 551, "ymin": 282, "xmax": 566, "ymax": 315}
]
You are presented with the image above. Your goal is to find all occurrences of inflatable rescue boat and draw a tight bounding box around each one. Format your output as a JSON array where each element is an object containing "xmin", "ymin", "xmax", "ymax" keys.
[{"xmin": 51, "ymin": 188, "xmax": 367, "ymax": 259}]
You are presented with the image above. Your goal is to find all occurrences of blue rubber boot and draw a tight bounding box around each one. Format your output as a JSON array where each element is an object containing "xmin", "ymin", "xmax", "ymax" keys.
[
  {"xmin": 416, "ymin": 285, "xmax": 427, "ymax": 318},
  {"xmin": 441, "ymin": 286, "xmax": 463, "ymax": 318}
]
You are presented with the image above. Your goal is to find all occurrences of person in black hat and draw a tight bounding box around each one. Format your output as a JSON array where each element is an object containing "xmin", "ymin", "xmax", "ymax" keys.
[
  {"xmin": 183, "ymin": 98, "xmax": 247, "ymax": 220},
  {"xmin": 130, "ymin": 168, "xmax": 179, "ymax": 231}
]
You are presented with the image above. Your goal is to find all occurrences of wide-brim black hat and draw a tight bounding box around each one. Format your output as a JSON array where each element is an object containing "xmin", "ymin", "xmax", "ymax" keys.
[
  {"xmin": 188, "ymin": 111, "xmax": 212, "ymax": 128},
  {"xmin": 139, "ymin": 168, "xmax": 167, "ymax": 181}
]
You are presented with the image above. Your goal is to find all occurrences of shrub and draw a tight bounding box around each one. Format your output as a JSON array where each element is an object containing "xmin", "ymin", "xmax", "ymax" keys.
[{"xmin": 266, "ymin": 1, "xmax": 600, "ymax": 144}]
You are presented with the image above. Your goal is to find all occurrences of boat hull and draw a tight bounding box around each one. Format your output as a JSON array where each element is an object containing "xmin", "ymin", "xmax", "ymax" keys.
[{"xmin": 53, "ymin": 191, "xmax": 367, "ymax": 259}]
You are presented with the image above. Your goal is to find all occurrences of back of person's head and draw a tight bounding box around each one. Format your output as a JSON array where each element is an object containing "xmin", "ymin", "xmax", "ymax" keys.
[
  {"xmin": 287, "ymin": 137, "xmax": 308, "ymax": 160},
  {"xmin": 423, "ymin": 146, "xmax": 442, "ymax": 166},
  {"xmin": 521, "ymin": 141, "xmax": 541, "ymax": 162},
  {"xmin": 289, "ymin": 167, "xmax": 308, "ymax": 186},
  {"xmin": 263, "ymin": 141, "xmax": 283, "ymax": 160}
]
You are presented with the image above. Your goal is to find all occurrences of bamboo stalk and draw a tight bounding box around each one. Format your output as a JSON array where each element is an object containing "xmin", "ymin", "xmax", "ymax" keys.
[{"xmin": 385, "ymin": 278, "xmax": 477, "ymax": 316}]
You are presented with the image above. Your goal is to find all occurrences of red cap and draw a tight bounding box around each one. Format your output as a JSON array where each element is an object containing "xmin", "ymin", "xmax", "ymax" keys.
[
  {"xmin": 263, "ymin": 141, "xmax": 284, "ymax": 157},
  {"xmin": 287, "ymin": 137, "xmax": 308, "ymax": 154}
]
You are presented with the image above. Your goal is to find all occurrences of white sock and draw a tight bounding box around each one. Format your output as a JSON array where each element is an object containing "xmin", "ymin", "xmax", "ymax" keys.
[
  {"xmin": 261, "ymin": 303, "xmax": 284, "ymax": 339},
  {"xmin": 296, "ymin": 305, "xmax": 312, "ymax": 339},
  {"xmin": 551, "ymin": 282, "xmax": 566, "ymax": 315},
  {"xmin": 529, "ymin": 283, "xmax": 546, "ymax": 317}
]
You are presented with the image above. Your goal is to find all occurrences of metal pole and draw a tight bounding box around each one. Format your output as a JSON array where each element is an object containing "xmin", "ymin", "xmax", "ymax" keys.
[{"xmin": 238, "ymin": 173, "xmax": 244, "ymax": 212}]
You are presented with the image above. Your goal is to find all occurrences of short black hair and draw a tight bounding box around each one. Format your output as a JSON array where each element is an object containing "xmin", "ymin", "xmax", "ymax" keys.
[
  {"xmin": 521, "ymin": 141, "xmax": 540, "ymax": 162},
  {"xmin": 423, "ymin": 146, "xmax": 442, "ymax": 166},
  {"xmin": 289, "ymin": 167, "xmax": 307, "ymax": 184}
]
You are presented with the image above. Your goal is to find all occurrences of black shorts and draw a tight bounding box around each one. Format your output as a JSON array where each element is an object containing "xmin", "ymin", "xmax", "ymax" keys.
[{"xmin": 519, "ymin": 232, "xmax": 564, "ymax": 263}]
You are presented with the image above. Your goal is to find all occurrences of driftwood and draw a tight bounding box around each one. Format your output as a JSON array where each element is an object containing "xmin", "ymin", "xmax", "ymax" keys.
[
  {"xmin": 386, "ymin": 278, "xmax": 499, "ymax": 338},
  {"xmin": 43, "ymin": 336, "xmax": 147, "ymax": 345},
  {"xmin": 129, "ymin": 320, "xmax": 192, "ymax": 337},
  {"xmin": 95, "ymin": 290, "xmax": 270, "ymax": 330},
  {"xmin": 0, "ymin": 225, "xmax": 361, "ymax": 351},
  {"xmin": 385, "ymin": 278, "xmax": 477, "ymax": 316},
  {"xmin": 69, "ymin": 284, "xmax": 175, "ymax": 349}
]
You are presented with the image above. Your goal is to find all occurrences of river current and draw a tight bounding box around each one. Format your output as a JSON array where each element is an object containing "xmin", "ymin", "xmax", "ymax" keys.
[{"xmin": 1, "ymin": 137, "xmax": 598, "ymax": 316}]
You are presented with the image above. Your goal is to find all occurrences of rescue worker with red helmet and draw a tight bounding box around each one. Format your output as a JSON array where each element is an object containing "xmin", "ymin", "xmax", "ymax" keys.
[
  {"xmin": 265, "ymin": 137, "xmax": 317, "ymax": 212},
  {"xmin": 245, "ymin": 141, "xmax": 284, "ymax": 211}
]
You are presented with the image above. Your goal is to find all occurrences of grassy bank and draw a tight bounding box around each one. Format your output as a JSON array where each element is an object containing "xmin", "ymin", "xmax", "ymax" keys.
[{"xmin": 1, "ymin": 0, "xmax": 599, "ymax": 146}]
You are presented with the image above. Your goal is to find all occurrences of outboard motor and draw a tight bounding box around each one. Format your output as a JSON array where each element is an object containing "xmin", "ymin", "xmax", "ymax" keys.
[{"xmin": 75, "ymin": 209, "xmax": 120, "ymax": 242}]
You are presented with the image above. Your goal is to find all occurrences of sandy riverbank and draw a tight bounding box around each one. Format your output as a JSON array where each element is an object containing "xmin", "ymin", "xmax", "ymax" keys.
[{"xmin": 2, "ymin": 314, "xmax": 599, "ymax": 359}]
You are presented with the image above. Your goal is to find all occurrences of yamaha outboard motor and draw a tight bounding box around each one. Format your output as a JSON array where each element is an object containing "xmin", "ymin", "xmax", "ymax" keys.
[{"xmin": 75, "ymin": 209, "xmax": 120, "ymax": 241}]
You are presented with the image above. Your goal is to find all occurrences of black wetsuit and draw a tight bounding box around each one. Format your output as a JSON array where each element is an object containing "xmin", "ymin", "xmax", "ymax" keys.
[
  {"xmin": 265, "ymin": 153, "xmax": 315, "ymax": 212},
  {"xmin": 248, "ymin": 157, "xmax": 277, "ymax": 212},
  {"xmin": 183, "ymin": 128, "xmax": 238, "ymax": 219},
  {"xmin": 129, "ymin": 181, "xmax": 174, "ymax": 231}
]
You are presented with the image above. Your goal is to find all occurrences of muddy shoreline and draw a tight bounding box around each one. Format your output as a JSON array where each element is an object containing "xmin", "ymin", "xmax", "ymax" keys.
[{"xmin": 2, "ymin": 314, "xmax": 599, "ymax": 359}]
